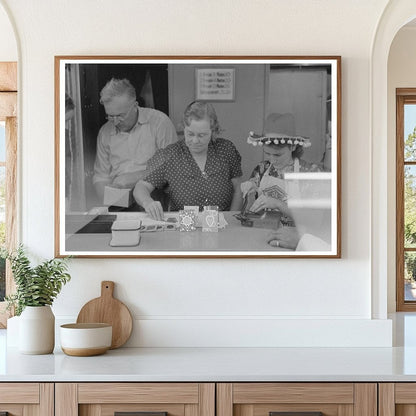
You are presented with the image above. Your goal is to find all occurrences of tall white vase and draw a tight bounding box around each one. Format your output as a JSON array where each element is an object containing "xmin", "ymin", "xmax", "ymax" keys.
[{"xmin": 19, "ymin": 306, "xmax": 55, "ymax": 354}]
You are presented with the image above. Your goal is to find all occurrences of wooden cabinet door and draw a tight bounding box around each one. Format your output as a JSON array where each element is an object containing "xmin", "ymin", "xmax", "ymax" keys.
[
  {"xmin": 0, "ymin": 383, "xmax": 53, "ymax": 415},
  {"xmin": 379, "ymin": 383, "xmax": 416, "ymax": 416},
  {"xmin": 55, "ymin": 383, "xmax": 215, "ymax": 416},
  {"xmin": 217, "ymin": 383, "xmax": 377, "ymax": 416}
]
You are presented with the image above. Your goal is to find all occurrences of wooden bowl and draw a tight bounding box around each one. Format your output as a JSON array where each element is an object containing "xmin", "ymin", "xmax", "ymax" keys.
[{"xmin": 60, "ymin": 323, "xmax": 112, "ymax": 356}]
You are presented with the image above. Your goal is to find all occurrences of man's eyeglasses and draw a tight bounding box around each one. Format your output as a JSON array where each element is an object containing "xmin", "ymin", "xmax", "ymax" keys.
[{"xmin": 106, "ymin": 101, "xmax": 137, "ymax": 122}]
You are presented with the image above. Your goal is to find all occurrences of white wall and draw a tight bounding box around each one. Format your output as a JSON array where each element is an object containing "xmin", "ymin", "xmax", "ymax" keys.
[
  {"xmin": 387, "ymin": 26, "xmax": 416, "ymax": 312},
  {"xmin": 0, "ymin": 3, "xmax": 16, "ymax": 61},
  {"xmin": 0, "ymin": 0, "xmax": 394, "ymax": 347}
]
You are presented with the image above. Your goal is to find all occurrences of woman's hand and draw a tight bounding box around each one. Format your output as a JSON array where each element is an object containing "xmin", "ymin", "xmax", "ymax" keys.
[
  {"xmin": 240, "ymin": 181, "xmax": 256, "ymax": 198},
  {"xmin": 267, "ymin": 227, "xmax": 300, "ymax": 250},
  {"xmin": 133, "ymin": 180, "xmax": 158, "ymax": 217},
  {"xmin": 249, "ymin": 194, "xmax": 286, "ymax": 213},
  {"xmin": 143, "ymin": 200, "xmax": 164, "ymax": 221}
]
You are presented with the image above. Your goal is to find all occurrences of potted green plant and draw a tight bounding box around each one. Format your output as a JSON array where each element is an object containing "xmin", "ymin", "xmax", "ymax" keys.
[{"xmin": 3, "ymin": 245, "xmax": 71, "ymax": 354}]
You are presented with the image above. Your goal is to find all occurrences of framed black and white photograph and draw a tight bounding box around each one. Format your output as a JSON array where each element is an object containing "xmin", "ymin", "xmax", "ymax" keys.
[{"xmin": 55, "ymin": 56, "xmax": 341, "ymax": 258}]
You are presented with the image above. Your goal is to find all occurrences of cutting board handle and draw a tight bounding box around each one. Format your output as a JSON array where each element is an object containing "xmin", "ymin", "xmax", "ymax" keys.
[{"xmin": 101, "ymin": 281, "xmax": 115, "ymax": 298}]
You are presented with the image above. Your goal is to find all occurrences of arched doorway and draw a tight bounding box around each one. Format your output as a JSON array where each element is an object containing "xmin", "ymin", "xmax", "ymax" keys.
[{"xmin": 371, "ymin": 0, "xmax": 416, "ymax": 318}]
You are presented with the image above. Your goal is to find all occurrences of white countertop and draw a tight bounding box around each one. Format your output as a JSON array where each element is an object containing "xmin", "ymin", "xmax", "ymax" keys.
[
  {"xmin": 2, "ymin": 345, "xmax": 416, "ymax": 382},
  {"xmin": 3, "ymin": 313, "xmax": 416, "ymax": 382}
]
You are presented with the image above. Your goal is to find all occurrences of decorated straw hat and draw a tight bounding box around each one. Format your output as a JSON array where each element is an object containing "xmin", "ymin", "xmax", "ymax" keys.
[{"xmin": 247, "ymin": 112, "xmax": 311, "ymax": 148}]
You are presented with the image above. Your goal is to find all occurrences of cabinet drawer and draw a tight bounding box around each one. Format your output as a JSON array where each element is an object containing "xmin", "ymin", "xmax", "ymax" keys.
[
  {"xmin": 0, "ymin": 383, "xmax": 53, "ymax": 416},
  {"xmin": 56, "ymin": 383, "xmax": 215, "ymax": 416},
  {"xmin": 379, "ymin": 383, "xmax": 416, "ymax": 415},
  {"xmin": 218, "ymin": 383, "xmax": 376, "ymax": 416}
]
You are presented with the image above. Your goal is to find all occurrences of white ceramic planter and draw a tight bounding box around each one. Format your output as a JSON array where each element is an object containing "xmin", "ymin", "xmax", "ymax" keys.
[{"xmin": 19, "ymin": 305, "xmax": 55, "ymax": 354}]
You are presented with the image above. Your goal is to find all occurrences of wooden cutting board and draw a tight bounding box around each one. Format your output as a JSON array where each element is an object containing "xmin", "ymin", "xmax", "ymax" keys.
[{"xmin": 76, "ymin": 281, "xmax": 133, "ymax": 349}]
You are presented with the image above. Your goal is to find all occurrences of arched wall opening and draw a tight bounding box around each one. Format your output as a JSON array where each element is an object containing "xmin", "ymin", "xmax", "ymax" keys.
[{"xmin": 371, "ymin": 0, "xmax": 416, "ymax": 318}]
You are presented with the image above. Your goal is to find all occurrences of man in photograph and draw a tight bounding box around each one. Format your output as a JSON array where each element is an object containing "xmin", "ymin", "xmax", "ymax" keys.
[{"xmin": 93, "ymin": 78, "xmax": 177, "ymax": 208}]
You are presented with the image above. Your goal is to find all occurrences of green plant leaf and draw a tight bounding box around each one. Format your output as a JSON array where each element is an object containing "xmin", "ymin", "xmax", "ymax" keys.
[{"xmin": 4, "ymin": 245, "xmax": 71, "ymax": 316}]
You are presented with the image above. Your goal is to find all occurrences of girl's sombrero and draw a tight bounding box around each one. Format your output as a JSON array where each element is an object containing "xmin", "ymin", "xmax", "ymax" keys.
[
  {"xmin": 247, "ymin": 131, "xmax": 311, "ymax": 148},
  {"xmin": 247, "ymin": 112, "xmax": 311, "ymax": 148}
]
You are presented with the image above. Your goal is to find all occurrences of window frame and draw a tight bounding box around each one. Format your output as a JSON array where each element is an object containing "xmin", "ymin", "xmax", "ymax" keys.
[
  {"xmin": 0, "ymin": 62, "xmax": 17, "ymax": 327},
  {"xmin": 396, "ymin": 88, "xmax": 416, "ymax": 311}
]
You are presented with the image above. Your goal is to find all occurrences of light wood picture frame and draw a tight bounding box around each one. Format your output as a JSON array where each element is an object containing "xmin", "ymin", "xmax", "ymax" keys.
[{"xmin": 55, "ymin": 56, "xmax": 341, "ymax": 258}]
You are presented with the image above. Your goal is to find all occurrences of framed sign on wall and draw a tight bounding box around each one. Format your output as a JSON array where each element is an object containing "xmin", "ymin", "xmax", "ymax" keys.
[
  {"xmin": 55, "ymin": 56, "xmax": 341, "ymax": 258},
  {"xmin": 195, "ymin": 67, "xmax": 235, "ymax": 101}
]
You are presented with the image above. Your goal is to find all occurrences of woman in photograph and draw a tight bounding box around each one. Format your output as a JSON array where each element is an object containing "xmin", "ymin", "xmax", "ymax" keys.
[
  {"xmin": 241, "ymin": 113, "xmax": 322, "ymax": 224},
  {"xmin": 133, "ymin": 101, "xmax": 243, "ymax": 220}
]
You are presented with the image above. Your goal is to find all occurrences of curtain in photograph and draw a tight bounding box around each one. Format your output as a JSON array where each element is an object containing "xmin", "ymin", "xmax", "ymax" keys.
[{"xmin": 65, "ymin": 64, "xmax": 86, "ymax": 211}]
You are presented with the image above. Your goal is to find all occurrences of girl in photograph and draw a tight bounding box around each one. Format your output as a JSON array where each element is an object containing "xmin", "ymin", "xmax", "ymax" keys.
[{"xmin": 241, "ymin": 113, "xmax": 321, "ymax": 223}]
